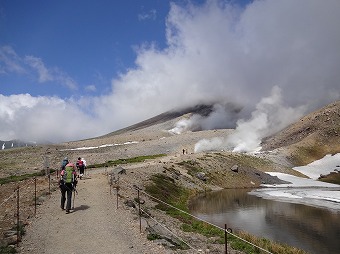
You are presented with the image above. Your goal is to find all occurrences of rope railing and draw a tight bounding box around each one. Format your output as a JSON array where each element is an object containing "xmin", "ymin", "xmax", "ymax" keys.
[
  {"xmin": 117, "ymin": 176, "xmax": 273, "ymax": 254},
  {"xmin": 0, "ymin": 191, "xmax": 17, "ymax": 207},
  {"xmin": 139, "ymin": 207, "xmax": 200, "ymax": 252},
  {"xmin": 0, "ymin": 174, "xmax": 55, "ymax": 247}
]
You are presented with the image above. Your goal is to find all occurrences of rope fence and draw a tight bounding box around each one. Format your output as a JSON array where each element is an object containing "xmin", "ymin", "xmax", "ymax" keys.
[
  {"xmin": 108, "ymin": 169, "xmax": 273, "ymax": 254},
  {"xmin": 0, "ymin": 172, "xmax": 58, "ymax": 247}
]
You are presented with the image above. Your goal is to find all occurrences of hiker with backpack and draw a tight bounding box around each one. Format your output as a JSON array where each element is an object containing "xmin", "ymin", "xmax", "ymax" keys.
[
  {"xmin": 59, "ymin": 161, "xmax": 77, "ymax": 213},
  {"xmin": 76, "ymin": 157, "xmax": 85, "ymax": 179}
]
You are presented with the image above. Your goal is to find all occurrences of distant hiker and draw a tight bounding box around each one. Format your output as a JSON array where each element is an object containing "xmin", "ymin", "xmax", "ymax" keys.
[
  {"xmin": 59, "ymin": 162, "xmax": 77, "ymax": 213},
  {"xmin": 76, "ymin": 157, "xmax": 85, "ymax": 179},
  {"xmin": 183, "ymin": 149, "xmax": 185, "ymax": 155},
  {"xmin": 81, "ymin": 157, "xmax": 87, "ymax": 175}
]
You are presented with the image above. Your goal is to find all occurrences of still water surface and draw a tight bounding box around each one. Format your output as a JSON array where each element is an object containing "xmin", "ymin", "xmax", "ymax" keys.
[{"xmin": 189, "ymin": 189, "xmax": 340, "ymax": 254}]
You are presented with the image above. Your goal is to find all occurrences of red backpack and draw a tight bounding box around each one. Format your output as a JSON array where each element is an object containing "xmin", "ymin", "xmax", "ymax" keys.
[{"xmin": 77, "ymin": 159, "xmax": 83, "ymax": 168}]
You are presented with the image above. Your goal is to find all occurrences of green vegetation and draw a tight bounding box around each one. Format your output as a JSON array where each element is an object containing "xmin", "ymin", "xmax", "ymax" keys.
[
  {"xmin": 293, "ymin": 145, "xmax": 328, "ymax": 166},
  {"xmin": 87, "ymin": 154, "xmax": 166, "ymax": 169},
  {"xmin": 176, "ymin": 160, "xmax": 203, "ymax": 177},
  {"xmin": 0, "ymin": 169, "xmax": 55, "ymax": 185},
  {"xmin": 12, "ymin": 221, "xmax": 26, "ymax": 239},
  {"xmin": 319, "ymin": 172, "xmax": 340, "ymax": 185},
  {"xmin": 147, "ymin": 233, "xmax": 162, "ymax": 241},
  {"xmin": 145, "ymin": 173, "xmax": 308, "ymax": 254},
  {"xmin": 217, "ymin": 152, "xmax": 274, "ymax": 171},
  {"xmin": 0, "ymin": 245, "xmax": 16, "ymax": 254},
  {"xmin": 236, "ymin": 231, "xmax": 308, "ymax": 254}
]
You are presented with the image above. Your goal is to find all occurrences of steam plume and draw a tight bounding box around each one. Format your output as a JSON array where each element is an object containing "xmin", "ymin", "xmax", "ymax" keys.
[{"xmin": 194, "ymin": 86, "xmax": 306, "ymax": 153}]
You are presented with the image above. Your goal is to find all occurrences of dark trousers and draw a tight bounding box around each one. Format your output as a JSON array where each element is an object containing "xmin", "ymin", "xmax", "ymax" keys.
[
  {"xmin": 79, "ymin": 165, "xmax": 85, "ymax": 175},
  {"xmin": 60, "ymin": 183, "xmax": 73, "ymax": 210}
]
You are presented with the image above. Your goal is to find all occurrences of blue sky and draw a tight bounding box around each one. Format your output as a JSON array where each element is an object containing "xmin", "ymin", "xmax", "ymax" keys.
[
  {"xmin": 0, "ymin": 0, "xmax": 173, "ymax": 98},
  {"xmin": 1, "ymin": 0, "xmax": 340, "ymax": 144}
]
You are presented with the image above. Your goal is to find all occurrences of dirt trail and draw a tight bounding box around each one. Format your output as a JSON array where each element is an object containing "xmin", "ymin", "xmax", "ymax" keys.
[{"xmin": 18, "ymin": 170, "xmax": 169, "ymax": 254}]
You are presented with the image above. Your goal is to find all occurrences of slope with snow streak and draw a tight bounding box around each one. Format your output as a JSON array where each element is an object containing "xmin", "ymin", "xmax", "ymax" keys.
[{"xmin": 250, "ymin": 153, "xmax": 340, "ymax": 211}]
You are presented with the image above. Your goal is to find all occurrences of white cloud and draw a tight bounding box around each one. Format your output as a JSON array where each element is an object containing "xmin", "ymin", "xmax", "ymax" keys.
[
  {"xmin": 138, "ymin": 9, "xmax": 157, "ymax": 21},
  {"xmin": 24, "ymin": 55, "xmax": 53, "ymax": 83},
  {"xmin": 0, "ymin": 45, "xmax": 26, "ymax": 74},
  {"xmin": 1, "ymin": 0, "xmax": 340, "ymax": 143},
  {"xmin": 0, "ymin": 46, "xmax": 78, "ymax": 90},
  {"xmin": 0, "ymin": 94, "xmax": 101, "ymax": 142},
  {"xmin": 85, "ymin": 85, "xmax": 96, "ymax": 92},
  {"xmin": 55, "ymin": 70, "xmax": 78, "ymax": 90}
]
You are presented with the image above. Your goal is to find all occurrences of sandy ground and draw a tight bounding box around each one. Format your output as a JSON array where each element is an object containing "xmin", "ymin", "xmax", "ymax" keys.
[{"xmin": 18, "ymin": 170, "xmax": 170, "ymax": 254}]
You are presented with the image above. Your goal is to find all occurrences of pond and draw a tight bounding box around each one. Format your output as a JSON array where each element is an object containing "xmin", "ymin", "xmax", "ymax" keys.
[{"xmin": 189, "ymin": 188, "xmax": 340, "ymax": 254}]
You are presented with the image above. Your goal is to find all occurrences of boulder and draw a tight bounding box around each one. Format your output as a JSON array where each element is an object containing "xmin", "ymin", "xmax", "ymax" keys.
[
  {"xmin": 196, "ymin": 172, "xmax": 207, "ymax": 181},
  {"xmin": 231, "ymin": 165, "xmax": 239, "ymax": 173}
]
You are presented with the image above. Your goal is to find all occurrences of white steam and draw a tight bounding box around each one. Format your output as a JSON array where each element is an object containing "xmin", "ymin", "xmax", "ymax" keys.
[
  {"xmin": 194, "ymin": 86, "xmax": 306, "ymax": 153},
  {"xmin": 169, "ymin": 102, "xmax": 242, "ymax": 134}
]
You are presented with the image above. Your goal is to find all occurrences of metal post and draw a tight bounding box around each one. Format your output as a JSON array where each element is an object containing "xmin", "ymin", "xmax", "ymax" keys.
[
  {"xmin": 16, "ymin": 186, "xmax": 20, "ymax": 246},
  {"xmin": 225, "ymin": 224, "xmax": 227, "ymax": 254},
  {"xmin": 72, "ymin": 189, "xmax": 76, "ymax": 210},
  {"xmin": 138, "ymin": 188, "xmax": 141, "ymax": 232},
  {"xmin": 116, "ymin": 187, "xmax": 118, "ymax": 209},
  {"xmin": 116, "ymin": 175, "xmax": 119, "ymax": 209},
  {"xmin": 34, "ymin": 177, "xmax": 37, "ymax": 215},
  {"xmin": 48, "ymin": 173, "xmax": 51, "ymax": 194}
]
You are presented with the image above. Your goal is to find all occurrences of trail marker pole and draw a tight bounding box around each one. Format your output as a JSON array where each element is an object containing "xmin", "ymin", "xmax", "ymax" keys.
[
  {"xmin": 34, "ymin": 177, "xmax": 37, "ymax": 215},
  {"xmin": 48, "ymin": 173, "xmax": 51, "ymax": 194},
  {"xmin": 225, "ymin": 224, "xmax": 227, "ymax": 254},
  {"xmin": 116, "ymin": 187, "xmax": 119, "ymax": 209},
  {"xmin": 72, "ymin": 190, "xmax": 76, "ymax": 210},
  {"xmin": 138, "ymin": 188, "xmax": 141, "ymax": 233},
  {"xmin": 16, "ymin": 186, "xmax": 20, "ymax": 246}
]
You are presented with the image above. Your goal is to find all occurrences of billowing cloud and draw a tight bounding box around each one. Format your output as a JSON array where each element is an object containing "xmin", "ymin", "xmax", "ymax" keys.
[
  {"xmin": 1, "ymin": 0, "xmax": 340, "ymax": 143},
  {"xmin": 0, "ymin": 94, "xmax": 101, "ymax": 143},
  {"xmin": 194, "ymin": 86, "xmax": 306, "ymax": 153}
]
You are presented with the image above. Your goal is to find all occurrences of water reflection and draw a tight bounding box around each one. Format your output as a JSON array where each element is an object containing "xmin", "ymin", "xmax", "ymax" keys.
[{"xmin": 189, "ymin": 189, "xmax": 340, "ymax": 254}]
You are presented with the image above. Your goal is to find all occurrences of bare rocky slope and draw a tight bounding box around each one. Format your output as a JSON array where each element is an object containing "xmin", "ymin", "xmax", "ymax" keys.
[{"xmin": 261, "ymin": 100, "xmax": 340, "ymax": 165}]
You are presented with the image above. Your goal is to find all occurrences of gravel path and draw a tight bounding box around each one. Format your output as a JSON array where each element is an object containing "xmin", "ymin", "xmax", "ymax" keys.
[{"xmin": 18, "ymin": 170, "xmax": 169, "ymax": 254}]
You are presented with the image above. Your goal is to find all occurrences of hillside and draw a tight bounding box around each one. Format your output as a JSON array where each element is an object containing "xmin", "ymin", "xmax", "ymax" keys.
[
  {"xmin": 261, "ymin": 100, "xmax": 340, "ymax": 166},
  {"xmin": 1, "ymin": 101, "xmax": 340, "ymax": 178}
]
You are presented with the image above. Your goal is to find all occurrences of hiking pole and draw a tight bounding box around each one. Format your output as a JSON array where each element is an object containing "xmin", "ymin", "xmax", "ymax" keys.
[{"xmin": 72, "ymin": 189, "xmax": 75, "ymax": 209}]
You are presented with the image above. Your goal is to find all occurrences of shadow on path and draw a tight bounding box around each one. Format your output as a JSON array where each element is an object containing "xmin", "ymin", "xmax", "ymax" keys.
[{"xmin": 73, "ymin": 205, "xmax": 90, "ymax": 212}]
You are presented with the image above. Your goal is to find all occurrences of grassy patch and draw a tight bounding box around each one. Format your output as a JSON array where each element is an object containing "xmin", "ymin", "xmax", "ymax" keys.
[
  {"xmin": 87, "ymin": 154, "xmax": 166, "ymax": 168},
  {"xmin": 236, "ymin": 231, "xmax": 308, "ymax": 254},
  {"xmin": 145, "ymin": 174, "xmax": 190, "ymax": 213},
  {"xmin": 293, "ymin": 145, "xmax": 328, "ymax": 166},
  {"xmin": 176, "ymin": 160, "xmax": 203, "ymax": 177},
  {"xmin": 319, "ymin": 172, "xmax": 340, "ymax": 185},
  {"xmin": 0, "ymin": 245, "xmax": 16, "ymax": 254},
  {"xmin": 0, "ymin": 169, "xmax": 55, "ymax": 185}
]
